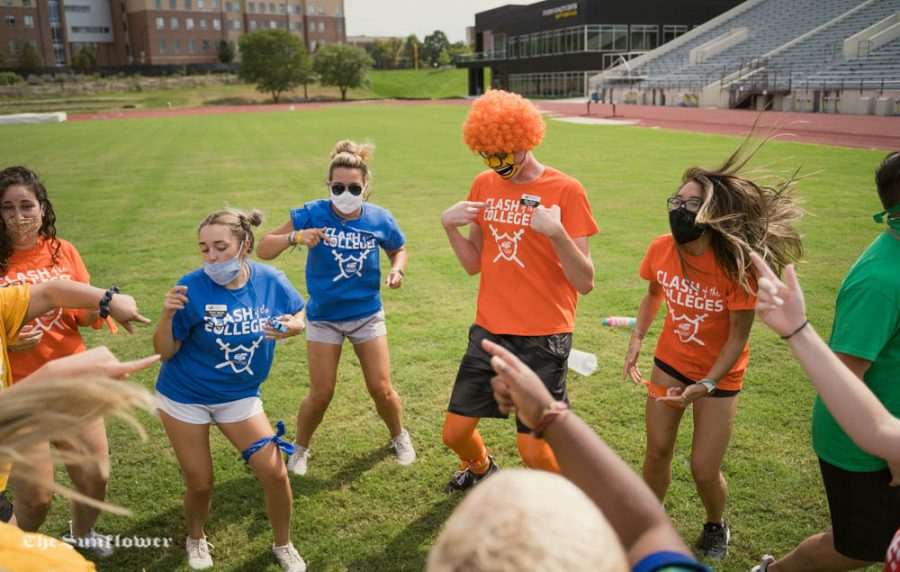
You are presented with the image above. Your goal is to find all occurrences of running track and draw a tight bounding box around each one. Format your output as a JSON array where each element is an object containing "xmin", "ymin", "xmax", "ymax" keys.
[{"xmin": 70, "ymin": 98, "xmax": 900, "ymax": 151}]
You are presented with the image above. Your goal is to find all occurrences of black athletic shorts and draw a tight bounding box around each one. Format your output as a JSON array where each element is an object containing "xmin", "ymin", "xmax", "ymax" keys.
[
  {"xmin": 448, "ymin": 323, "xmax": 571, "ymax": 434},
  {"xmin": 819, "ymin": 457, "xmax": 900, "ymax": 562},
  {"xmin": 0, "ymin": 491, "xmax": 13, "ymax": 523},
  {"xmin": 653, "ymin": 357, "xmax": 740, "ymax": 398}
]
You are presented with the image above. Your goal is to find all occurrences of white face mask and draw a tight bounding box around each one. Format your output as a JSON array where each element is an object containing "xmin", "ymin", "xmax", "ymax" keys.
[{"xmin": 330, "ymin": 185, "xmax": 365, "ymax": 215}]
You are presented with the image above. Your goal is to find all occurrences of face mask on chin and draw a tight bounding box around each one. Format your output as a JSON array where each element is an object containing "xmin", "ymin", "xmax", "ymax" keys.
[
  {"xmin": 5, "ymin": 217, "xmax": 42, "ymax": 246},
  {"xmin": 331, "ymin": 189, "xmax": 364, "ymax": 215},
  {"xmin": 669, "ymin": 208, "xmax": 706, "ymax": 244},
  {"xmin": 203, "ymin": 254, "xmax": 243, "ymax": 286},
  {"xmin": 873, "ymin": 203, "xmax": 900, "ymax": 232}
]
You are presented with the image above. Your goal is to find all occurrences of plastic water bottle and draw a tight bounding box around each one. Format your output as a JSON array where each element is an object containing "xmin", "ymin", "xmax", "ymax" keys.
[
  {"xmin": 602, "ymin": 316, "xmax": 636, "ymax": 327},
  {"xmin": 567, "ymin": 349, "xmax": 597, "ymax": 376}
]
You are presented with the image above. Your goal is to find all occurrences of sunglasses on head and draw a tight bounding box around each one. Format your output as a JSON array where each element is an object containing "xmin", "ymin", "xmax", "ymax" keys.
[{"xmin": 329, "ymin": 183, "xmax": 364, "ymax": 196}]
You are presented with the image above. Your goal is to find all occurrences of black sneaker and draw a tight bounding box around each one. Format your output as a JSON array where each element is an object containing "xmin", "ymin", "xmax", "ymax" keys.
[
  {"xmin": 696, "ymin": 520, "xmax": 730, "ymax": 559},
  {"xmin": 443, "ymin": 456, "xmax": 500, "ymax": 493}
]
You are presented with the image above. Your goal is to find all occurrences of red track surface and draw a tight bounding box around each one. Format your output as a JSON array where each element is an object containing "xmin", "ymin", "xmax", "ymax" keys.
[{"xmin": 71, "ymin": 98, "xmax": 899, "ymax": 150}]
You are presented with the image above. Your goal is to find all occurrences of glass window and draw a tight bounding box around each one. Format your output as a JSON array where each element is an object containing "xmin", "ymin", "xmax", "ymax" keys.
[
  {"xmin": 170, "ymin": 17, "xmax": 178, "ymax": 29},
  {"xmin": 318, "ymin": 21, "xmax": 324, "ymax": 32},
  {"xmin": 186, "ymin": 17, "xmax": 193, "ymax": 29},
  {"xmin": 662, "ymin": 25, "xmax": 688, "ymax": 44},
  {"xmin": 269, "ymin": 3, "xmax": 275, "ymax": 13},
  {"xmin": 9, "ymin": 40, "xmax": 19, "ymax": 55},
  {"xmin": 212, "ymin": 1, "xmax": 219, "ymax": 10},
  {"xmin": 269, "ymin": 20, "xmax": 276, "ymax": 29},
  {"xmin": 307, "ymin": 4, "xmax": 314, "ymax": 15},
  {"xmin": 280, "ymin": 3, "xmax": 286, "ymax": 14},
  {"xmin": 203, "ymin": 39, "xmax": 210, "ymax": 51},
  {"xmin": 259, "ymin": 2, "xmax": 265, "ymax": 12},
  {"xmin": 169, "ymin": 0, "xmax": 176, "ymax": 9},
  {"xmin": 213, "ymin": 17, "xmax": 221, "ymax": 30},
  {"xmin": 629, "ymin": 25, "xmax": 658, "ymax": 51},
  {"xmin": 23, "ymin": 0, "xmax": 32, "ymax": 5},
  {"xmin": 173, "ymin": 39, "xmax": 180, "ymax": 53},
  {"xmin": 155, "ymin": 0, "xmax": 162, "ymax": 9},
  {"xmin": 200, "ymin": 18, "xmax": 207, "ymax": 29},
  {"xmin": 159, "ymin": 39, "xmax": 166, "ymax": 54},
  {"xmin": 5, "ymin": 15, "xmax": 15, "ymax": 27},
  {"xmin": 24, "ymin": 15, "xmax": 33, "ymax": 28},
  {"xmin": 189, "ymin": 39, "xmax": 196, "ymax": 53},
  {"xmin": 234, "ymin": 19, "xmax": 240, "ymax": 29},
  {"xmin": 248, "ymin": 1, "xmax": 255, "ymax": 12},
  {"xmin": 198, "ymin": 0, "xmax": 205, "ymax": 9},
  {"xmin": 185, "ymin": 0, "xmax": 192, "ymax": 9},
  {"xmin": 156, "ymin": 17, "xmax": 164, "ymax": 29}
]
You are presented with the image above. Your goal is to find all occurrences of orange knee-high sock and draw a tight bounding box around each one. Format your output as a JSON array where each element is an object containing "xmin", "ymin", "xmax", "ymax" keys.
[
  {"xmin": 442, "ymin": 412, "xmax": 490, "ymax": 474},
  {"xmin": 517, "ymin": 433, "xmax": 560, "ymax": 473}
]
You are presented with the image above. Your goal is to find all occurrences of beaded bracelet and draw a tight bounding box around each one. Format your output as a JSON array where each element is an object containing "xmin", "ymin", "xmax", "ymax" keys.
[
  {"xmin": 533, "ymin": 401, "xmax": 569, "ymax": 439},
  {"xmin": 98, "ymin": 286, "xmax": 120, "ymax": 319}
]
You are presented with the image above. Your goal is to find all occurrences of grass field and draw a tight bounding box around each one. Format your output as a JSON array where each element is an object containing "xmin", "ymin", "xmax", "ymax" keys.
[
  {"xmin": 0, "ymin": 104, "xmax": 887, "ymax": 571},
  {"xmin": 0, "ymin": 68, "xmax": 470, "ymax": 115}
]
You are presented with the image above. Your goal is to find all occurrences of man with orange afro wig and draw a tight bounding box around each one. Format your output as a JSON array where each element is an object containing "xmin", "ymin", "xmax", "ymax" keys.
[{"xmin": 439, "ymin": 90, "xmax": 599, "ymax": 492}]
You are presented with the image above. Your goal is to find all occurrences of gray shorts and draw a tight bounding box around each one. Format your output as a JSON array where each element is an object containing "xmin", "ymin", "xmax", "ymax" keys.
[{"xmin": 306, "ymin": 309, "xmax": 387, "ymax": 345}]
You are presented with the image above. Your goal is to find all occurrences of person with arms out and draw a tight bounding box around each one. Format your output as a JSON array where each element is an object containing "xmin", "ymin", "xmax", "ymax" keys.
[
  {"xmin": 153, "ymin": 208, "xmax": 307, "ymax": 572},
  {"xmin": 623, "ymin": 140, "xmax": 803, "ymax": 558},
  {"xmin": 257, "ymin": 140, "xmax": 414, "ymax": 475},
  {"xmin": 0, "ymin": 166, "xmax": 120, "ymax": 556},
  {"xmin": 440, "ymin": 90, "xmax": 597, "ymax": 492},
  {"xmin": 752, "ymin": 152, "xmax": 900, "ymax": 571}
]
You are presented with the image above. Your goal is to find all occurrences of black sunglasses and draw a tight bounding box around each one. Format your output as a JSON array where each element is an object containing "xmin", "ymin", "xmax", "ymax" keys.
[{"xmin": 329, "ymin": 183, "xmax": 364, "ymax": 196}]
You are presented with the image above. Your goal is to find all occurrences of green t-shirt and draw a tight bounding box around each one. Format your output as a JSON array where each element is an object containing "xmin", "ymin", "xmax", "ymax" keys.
[{"xmin": 812, "ymin": 230, "xmax": 900, "ymax": 471}]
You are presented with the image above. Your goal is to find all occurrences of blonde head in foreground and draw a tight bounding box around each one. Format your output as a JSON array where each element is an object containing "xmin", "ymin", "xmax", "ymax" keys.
[{"xmin": 427, "ymin": 469, "xmax": 627, "ymax": 572}]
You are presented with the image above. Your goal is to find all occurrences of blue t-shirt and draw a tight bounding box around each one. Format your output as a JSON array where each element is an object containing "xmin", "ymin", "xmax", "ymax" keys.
[
  {"xmin": 290, "ymin": 199, "xmax": 405, "ymax": 322},
  {"xmin": 156, "ymin": 261, "xmax": 305, "ymax": 405}
]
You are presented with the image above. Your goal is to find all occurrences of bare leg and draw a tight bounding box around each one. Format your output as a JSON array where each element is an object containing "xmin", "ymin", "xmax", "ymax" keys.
[
  {"xmin": 9, "ymin": 441, "xmax": 54, "ymax": 532},
  {"xmin": 689, "ymin": 394, "xmax": 738, "ymax": 523},
  {"xmin": 58, "ymin": 417, "xmax": 110, "ymax": 537},
  {"xmin": 295, "ymin": 341, "xmax": 342, "ymax": 448},
  {"xmin": 218, "ymin": 413, "xmax": 292, "ymax": 546},
  {"xmin": 642, "ymin": 365, "xmax": 686, "ymax": 502},
  {"xmin": 770, "ymin": 529, "xmax": 874, "ymax": 572},
  {"xmin": 159, "ymin": 411, "xmax": 213, "ymax": 540},
  {"xmin": 353, "ymin": 335, "xmax": 403, "ymax": 437}
]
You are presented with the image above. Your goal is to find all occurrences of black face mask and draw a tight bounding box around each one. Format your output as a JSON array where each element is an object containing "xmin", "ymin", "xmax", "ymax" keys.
[{"xmin": 669, "ymin": 208, "xmax": 705, "ymax": 244}]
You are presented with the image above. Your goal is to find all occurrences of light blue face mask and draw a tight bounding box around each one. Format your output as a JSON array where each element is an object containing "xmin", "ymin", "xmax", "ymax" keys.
[
  {"xmin": 203, "ymin": 254, "xmax": 243, "ymax": 286},
  {"xmin": 873, "ymin": 203, "xmax": 900, "ymax": 231}
]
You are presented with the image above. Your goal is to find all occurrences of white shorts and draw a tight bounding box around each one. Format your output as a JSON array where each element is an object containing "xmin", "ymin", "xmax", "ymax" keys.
[
  {"xmin": 306, "ymin": 309, "xmax": 387, "ymax": 345},
  {"xmin": 155, "ymin": 392, "xmax": 264, "ymax": 425}
]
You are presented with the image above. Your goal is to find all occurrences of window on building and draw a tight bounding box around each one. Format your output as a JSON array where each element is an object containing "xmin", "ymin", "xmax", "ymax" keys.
[
  {"xmin": 591, "ymin": 24, "xmax": 627, "ymax": 51},
  {"xmin": 289, "ymin": 21, "xmax": 298, "ymax": 31},
  {"xmin": 234, "ymin": 19, "xmax": 241, "ymax": 29},
  {"xmin": 280, "ymin": 3, "xmax": 286, "ymax": 14},
  {"xmin": 629, "ymin": 24, "xmax": 658, "ymax": 51},
  {"xmin": 23, "ymin": 0, "xmax": 33, "ymax": 6},
  {"xmin": 335, "ymin": 6, "xmax": 341, "ymax": 16},
  {"xmin": 202, "ymin": 39, "xmax": 210, "ymax": 51},
  {"xmin": 185, "ymin": 0, "xmax": 192, "ymax": 9},
  {"xmin": 24, "ymin": 15, "xmax": 33, "ymax": 28},
  {"xmin": 307, "ymin": 4, "xmax": 314, "ymax": 15},
  {"xmin": 8, "ymin": 40, "xmax": 19, "ymax": 55},
  {"xmin": 295, "ymin": 4, "xmax": 301, "ymax": 15},
  {"xmin": 189, "ymin": 39, "xmax": 196, "ymax": 53},
  {"xmin": 318, "ymin": 21, "xmax": 324, "ymax": 32},
  {"xmin": 213, "ymin": 17, "xmax": 221, "ymax": 30},
  {"xmin": 212, "ymin": 0, "xmax": 219, "ymax": 10},
  {"xmin": 169, "ymin": 0, "xmax": 177, "ymax": 9},
  {"xmin": 336, "ymin": 22, "xmax": 342, "ymax": 34},
  {"xmin": 269, "ymin": 3, "xmax": 275, "ymax": 13},
  {"xmin": 269, "ymin": 20, "xmax": 276, "ymax": 29},
  {"xmin": 250, "ymin": 19, "xmax": 256, "ymax": 30},
  {"xmin": 156, "ymin": 17, "xmax": 165, "ymax": 29},
  {"xmin": 173, "ymin": 39, "xmax": 180, "ymax": 53},
  {"xmin": 259, "ymin": 2, "xmax": 266, "ymax": 12},
  {"xmin": 186, "ymin": 17, "xmax": 194, "ymax": 29},
  {"xmin": 200, "ymin": 18, "xmax": 207, "ymax": 29},
  {"xmin": 171, "ymin": 17, "xmax": 179, "ymax": 29},
  {"xmin": 198, "ymin": 0, "xmax": 205, "ymax": 9},
  {"xmin": 159, "ymin": 39, "xmax": 166, "ymax": 54},
  {"xmin": 5, "ymin": 15, "xmax": 15, "ymax": 28},
  {"xmin": 662, "ymin": 25, "xmax": 688, "ymax": 44},
  {"xmin": 64, "ymin": 5, "xmax": 91, "ymax": 12},
  {"xmin": 248, "ymin": 1, "xmax": 255, "ymax": 12},
  {"xmin": 155, "ymin": 0, "xmax": 162, "ymax": 8}
]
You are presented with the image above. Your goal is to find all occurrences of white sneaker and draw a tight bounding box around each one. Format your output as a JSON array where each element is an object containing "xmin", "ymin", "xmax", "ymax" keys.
[
  {"xmin": 61, "ymin": 522, "xmax": 114, "ymax": 558},
  {"xmin": 272, "ymin": 542, "xmax": 307, "ymax": 572},
  {"xmin": 185, "ymin": 535, "xmax": 213, "ymax": 570},
  {"xmin": 390, "ymin": 429, "xmax": 416, "ymax": 465},
  {"xmin": 287, "ymin": 446, "xmax": 309, "ymax": 476}
]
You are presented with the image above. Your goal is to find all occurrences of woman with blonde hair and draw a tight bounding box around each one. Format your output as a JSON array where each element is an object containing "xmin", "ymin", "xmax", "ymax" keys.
[
  {"xmin": 153, "ymin": 207, "xmax": 306, "ymax": 571},
  {"xmin": 258, "ymin": 140, "xmax": 415, "ymax": 475},
  {"xmin": 622, "ymin": 139, "xmax": 803, "ymax": 559}
]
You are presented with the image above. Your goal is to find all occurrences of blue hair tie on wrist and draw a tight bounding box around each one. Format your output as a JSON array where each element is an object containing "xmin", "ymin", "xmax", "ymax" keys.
[{"xmin": 241, "ymin": 420, "xmax": 295, "ymax": 463}]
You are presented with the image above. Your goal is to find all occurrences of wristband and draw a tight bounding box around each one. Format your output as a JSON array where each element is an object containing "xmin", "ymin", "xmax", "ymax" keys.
[
  {"xmin": 533, "ymin": 401, "xmax": 569, "ymax": 438},
  {"xmin": 632, "ymin": 328, "xmax": 645, "ymax": 339},
  {"xmin": 781, "ymin": 320, "xmax": 809, "ymax": 340},
  {"xmin": 287, "ymin": 231, "xmax": 297, "ymax": 246},
  {"xmin": 698, "ymin": 378, "xmax": 717, "ymax": 395},
  {"xmin": 98, "ymin": 286, "xmax": 120, "ymax": 319}
]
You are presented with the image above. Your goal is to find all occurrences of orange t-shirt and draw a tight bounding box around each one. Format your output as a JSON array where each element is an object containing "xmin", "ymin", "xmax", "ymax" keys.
[
  {"xmin": 469, "ymin": 167, "xmax": 599, "ymax": 336},
  {"xmin": 0, "ymin": 239, "xmax": 90, "ymax": 382},
  {"xmin": 639, "ymin": 234, "xmax": 756, "ymax": 390}
]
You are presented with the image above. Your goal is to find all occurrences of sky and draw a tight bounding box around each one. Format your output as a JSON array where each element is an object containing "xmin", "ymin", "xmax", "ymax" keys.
[{"xmin": 343, "ymin": 0, "xmax": 530, "ymax": 44}]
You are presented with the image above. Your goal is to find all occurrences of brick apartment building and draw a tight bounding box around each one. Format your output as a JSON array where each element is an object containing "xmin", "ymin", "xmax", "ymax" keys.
[{"xmin": 0, "ymin": 0, "xmax": 345, "ymax": 68}]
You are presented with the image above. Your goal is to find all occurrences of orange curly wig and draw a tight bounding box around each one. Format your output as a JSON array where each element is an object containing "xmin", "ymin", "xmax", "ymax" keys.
[{"xmin": 462, "ymin": 90, "xmax": 546, "ymax": 154}]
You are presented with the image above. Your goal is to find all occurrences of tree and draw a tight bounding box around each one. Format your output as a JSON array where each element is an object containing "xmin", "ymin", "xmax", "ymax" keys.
[
  {"xmin": 368, "ymin": 38, "xmax": 403, "ymax": 70},
  {"xmin": 312, "ymin": 43, "xmax": 371, "ymax": 101},
  {"xmin": 447, "ymin": 41, "xmax": 473, "ymax": 63},
  {"xmin": 421, "ymin": 30, "xmax": 450, "ymax": 67},
  {"xmin": 217, "ymin": 39, "xmax": 235, "ymax": 64},
  {"xmin": 238, "ymin": 29, "xmax": 310, "ymax": 103},
  {"xmin": 402, "ymin": 35, "xmax": 420, "ymax": 69},
  {"xmin": 20, "ymin": 42, "xmax": 42, "ymax": 69},
  {"xmin": 71, "ymin": 45, "xmax": 97, "ymax": 75}
]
